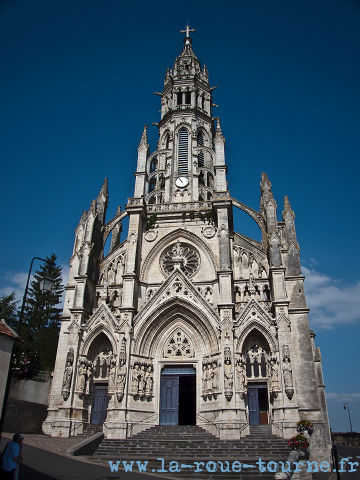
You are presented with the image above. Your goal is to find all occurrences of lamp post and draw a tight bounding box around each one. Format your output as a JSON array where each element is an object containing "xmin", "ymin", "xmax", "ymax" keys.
[
  {"xmin": 0, "ymin": 257, "xmax": 54, "ymax": 437},
  {"xmin": 343, "ymin": 403, "xmax": 353, "ymax": 446}
]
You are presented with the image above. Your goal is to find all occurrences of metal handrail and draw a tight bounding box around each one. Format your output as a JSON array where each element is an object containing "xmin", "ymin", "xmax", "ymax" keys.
[
  {"xmin": 196, "ymin": 413, "xmax": 220, "ymax": 435},
  {"xmin": 271, "ymin": 420, "xmax": 284, "ymax": 434},
  {"xmin": 126, "ymin": 413, "xmax": 159, "ymax": 437},
  {"xmin": 239, "ymin": 421, "xmax": 249, "ymax": 435}
]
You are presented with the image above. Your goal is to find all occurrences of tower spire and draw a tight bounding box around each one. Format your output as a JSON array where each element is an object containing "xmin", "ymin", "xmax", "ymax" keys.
[{"xmin": 138, "ymin": 124, "xmax": 148, "ymax": 150}]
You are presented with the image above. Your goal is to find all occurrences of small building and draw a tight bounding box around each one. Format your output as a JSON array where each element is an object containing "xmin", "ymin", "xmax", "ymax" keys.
[{"xmin": 0, "ymin": 319, "xmax": 18, "ymax": 417}]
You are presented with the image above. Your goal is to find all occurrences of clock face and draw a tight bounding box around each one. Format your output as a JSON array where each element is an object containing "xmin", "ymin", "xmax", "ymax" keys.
[{"xmin": 175, "ymin": 177, "xmax": 189, "ymax": 188}]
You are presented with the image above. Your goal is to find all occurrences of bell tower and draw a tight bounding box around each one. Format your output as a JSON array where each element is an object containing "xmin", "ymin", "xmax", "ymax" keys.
[{"xmin": 135, "ymin": 26, "xmax": 224, "ymax": 206}]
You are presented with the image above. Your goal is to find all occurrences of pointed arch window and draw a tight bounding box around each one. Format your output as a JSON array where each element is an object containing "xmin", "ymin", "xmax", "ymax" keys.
[
  {"xmin": 178, "ymin": 128, "xmax": 188, "ymax": 174},
  {"xmin": 197, "ymin": 131, "xmax": 204, "ymax": 167}
]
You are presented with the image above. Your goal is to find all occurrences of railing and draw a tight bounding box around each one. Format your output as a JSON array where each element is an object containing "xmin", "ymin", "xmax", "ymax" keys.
[
  {"xmin": 239, "ymin": 421, "xmax": 249, "ymax": 436},
  {"xmin": 147, "ymin": 201, "xmax": 213, "ymax": 213},
  {"xmin": 126, "ymin": 413, "xmax": 159, "ymax": 438},
  {"xmin": 196, "ymin": 415, "xmax": 249, "ymax": 438},
  {"xmin": 271, "ymin": 420, "xmax": 284, "ymax": 435},
  {"xmin": 196, "ymin": 413, "xmax": 220, "ymax": 436},
  {"xmin": 70, "ymin": 420, "xmax": 84, "ymax": 437}
]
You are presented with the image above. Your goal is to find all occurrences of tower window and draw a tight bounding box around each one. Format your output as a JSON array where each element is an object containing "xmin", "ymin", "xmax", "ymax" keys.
[
  {"xmin": 177, "ymin": 92, "xmax": 183, "ymax": 105},
  {"xmin": 185, "ymin": 92, "xmax": 191, "ymax": 105},
  {"xmin": 149, "ymin": 178, "xmax": 156, "ymax": 192},
  {"xmin": 197, "ymin": 131, "xmax": 204, "ymax": 167},
  {"xmin": 178, "ymin": 128, "xmax": 188, "ymax": 174},
  {"xmin": 165, "ymin": 133, "xmax": 170, "ymax": 149},
  {"xmin": 150, "ymin": 158, "xmax": 157, "ymax": 172}
]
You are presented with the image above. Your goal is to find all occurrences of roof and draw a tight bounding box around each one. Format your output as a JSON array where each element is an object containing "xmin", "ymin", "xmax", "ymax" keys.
[{"xmin": 0, "ymin": 319, "xmax": 18, "ymax": 340}]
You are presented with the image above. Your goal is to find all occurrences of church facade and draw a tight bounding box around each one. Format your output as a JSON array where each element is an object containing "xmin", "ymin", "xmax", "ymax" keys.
[{"xmin": 43, "ymin": 28, "xmax": 331, "ymax": 460}]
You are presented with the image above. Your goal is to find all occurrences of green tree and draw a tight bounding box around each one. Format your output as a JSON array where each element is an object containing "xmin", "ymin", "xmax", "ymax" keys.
[
  {"xmin": 0, "ymin": 291, "xmax": 19, "ymax": 331},
  {"xmin": 22, "ymin": 254, "xmax": 64, "ymax": 371}
]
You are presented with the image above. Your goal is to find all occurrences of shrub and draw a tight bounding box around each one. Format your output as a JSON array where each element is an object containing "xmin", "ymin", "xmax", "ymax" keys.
[
  {"xmin": 297, "ymin": 420, "xmax": 314, "ymax": 435},
  {"xmin": 288, "ymin": 433, "xmax": 309, "ymax": 450}
]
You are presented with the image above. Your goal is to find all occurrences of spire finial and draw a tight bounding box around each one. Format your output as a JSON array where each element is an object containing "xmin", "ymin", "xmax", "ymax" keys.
[
  {"xmin": 138, "ymin": 124, "xmax": 148, "ymax": 149},
  {"xmin": 215, "ymin": 117, "xmax": 225, "ymax": 142},
  {"xmin": 180, "ymin": 24, "xmax": 195, "ymax": 44}
]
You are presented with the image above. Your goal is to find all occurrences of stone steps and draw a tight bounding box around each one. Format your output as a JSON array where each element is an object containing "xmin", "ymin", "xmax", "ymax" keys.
[{"xmin": 93, "ymin": 425, "xmax": 291, "ymax": 479}]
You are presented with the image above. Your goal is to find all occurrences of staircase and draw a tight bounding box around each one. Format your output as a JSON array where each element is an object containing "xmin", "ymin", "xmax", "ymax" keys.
[
  {"xmin": 94, "ymin": 425, "xmax": 291, "ymax": 479},
  {"xmin": 75, "ymin": 424, "xmax": 103, "ymax": 437}
]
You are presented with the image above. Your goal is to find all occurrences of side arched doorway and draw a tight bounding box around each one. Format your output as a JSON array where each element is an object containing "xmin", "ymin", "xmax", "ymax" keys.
[{"xmin": 160, "ymin": 365, "xmax": 196, "ymax": 426}]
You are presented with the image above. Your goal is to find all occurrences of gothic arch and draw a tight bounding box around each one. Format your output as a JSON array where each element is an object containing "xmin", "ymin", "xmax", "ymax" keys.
[
  {"xmin": 80, "ymin": 323, "xmax": 117, "ymax": 357},
  {"xmin": 235, "ymin": 321, "xmax": 277, "ymax": 355},
  {"xmin": 133, "ymin": 299, "xmax": 219, "ymax": 358},
  {"xmin": 140, "ymin": 228, "xmax": 218, "ymax": 282}
]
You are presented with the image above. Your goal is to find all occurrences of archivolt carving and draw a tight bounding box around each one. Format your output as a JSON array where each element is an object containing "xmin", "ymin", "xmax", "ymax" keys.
[{"xmin": 134, "ymin": 307, "xmax": 218, "ymax": 358}]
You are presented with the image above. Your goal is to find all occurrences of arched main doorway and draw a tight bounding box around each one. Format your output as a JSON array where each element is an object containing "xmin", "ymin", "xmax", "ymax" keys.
[
  {"xmin": 243, "ymin": 330, "xmax": 271, "ymax": 426},
  {"xmin": 160, "ymin": 365, "xmax": 196, "ymax": 426}
]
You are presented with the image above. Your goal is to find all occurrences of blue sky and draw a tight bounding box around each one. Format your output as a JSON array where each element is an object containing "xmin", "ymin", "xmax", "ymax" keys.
[{"xmin": 1, "ymin": 0, "xmax": 359, "ymax": 433}]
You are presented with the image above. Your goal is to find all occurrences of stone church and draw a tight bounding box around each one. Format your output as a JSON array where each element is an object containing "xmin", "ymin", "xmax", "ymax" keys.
[{"xmin": 43, "ymin": 27, "xmax": 331, "ymax": 460}]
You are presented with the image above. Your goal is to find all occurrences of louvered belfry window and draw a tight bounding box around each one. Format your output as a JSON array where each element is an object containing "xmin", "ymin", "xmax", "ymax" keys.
[
  {"xmin": 178, "ymin": 128, "xmax": 188, "ymax": 174},
  {"xmin": 197, "ymin": 131, "xmax": 204, "ymax": 167}
]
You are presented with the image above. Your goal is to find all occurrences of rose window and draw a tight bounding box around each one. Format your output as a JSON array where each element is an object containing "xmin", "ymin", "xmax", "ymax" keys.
[{"xmin": 160, "ymin": 241, "xmax": 200, "ymax": 278}]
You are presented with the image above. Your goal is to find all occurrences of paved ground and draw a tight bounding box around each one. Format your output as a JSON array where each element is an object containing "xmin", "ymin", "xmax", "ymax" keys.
[
  {"xmin": 1, "ymin": 432, "xmax": 82, "ymax": 457},
  {"xmin": 0, "ymin": 434, "xmax": 166, "ymax": 480}
]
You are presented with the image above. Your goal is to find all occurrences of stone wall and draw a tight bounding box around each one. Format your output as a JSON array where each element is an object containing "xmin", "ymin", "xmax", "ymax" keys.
[{"xmin": 3, "ymin": 397, "xmax": 48, "ymax": 433}]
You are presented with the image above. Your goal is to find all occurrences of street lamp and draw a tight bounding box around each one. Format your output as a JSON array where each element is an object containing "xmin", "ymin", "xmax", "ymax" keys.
[
  {"xmin": 17, "ymin": 257, "xmax": 54, "ymax": 335},
  {"xmin": 0, "ymin": 257, "xmax": 54, "ymax": 437},
  {"xmin": 343, "ymin": 403, "xmax": 353, "ymax": 446}
]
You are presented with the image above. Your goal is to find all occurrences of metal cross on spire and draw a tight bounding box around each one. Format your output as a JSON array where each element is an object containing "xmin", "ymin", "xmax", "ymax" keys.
[{"xmin": 180, "ymin": 24, "xmax": 195, "ymax": 44}]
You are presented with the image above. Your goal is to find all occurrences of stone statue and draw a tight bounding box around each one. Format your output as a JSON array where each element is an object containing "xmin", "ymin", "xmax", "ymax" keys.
[
  {"xmin": 131, "ymin": 364, "xmax": 140, "ymax": 395},
  {"xmin": 202, "ymin": 364, "xmax": 207, "ymax": 394},
  {"xmin": 211, "ymin": 362, "xmax": 219, "ymax": 391},
  {"xmin": 206, "ymin": 364, "xmax": 213, "ymax": 394},
  {"xmin": 283, "ymin": 357, "xmax": 293, "ymax": 388},
  {"xmin": 224, "ymin": 359, "xmax": 233, "ymax": 390},
  {"xmin": 62, "ymin": 348, "xmax": 74, "ymax": 401},
  {"xmin": 117, "ymin": 361, "xmax": 126, "ymax": 391},
  {"xmin": 138, "ymin": 365, "xmax": 146, "ymax": 395},
  {"xmin": 77, "ymin": 359, "xmax": 87, "ymax": 394},
  {"xmin": 236, "ymin": 359, "xmax": 246, "ymax": 391},
  {"xmin": 108, "ymin": 358, "xmax": 116, "ymax": 393},
  {"xmin": 85, "ymin": 361, "xmax": 93, "ymax": 396},
  {"xmin": 145, "ymin": 365, "xmax": 153, "ymax": 397},
  {"xmin": 270, "ymin": 357, "xmax": 279, "ymax": 391}
]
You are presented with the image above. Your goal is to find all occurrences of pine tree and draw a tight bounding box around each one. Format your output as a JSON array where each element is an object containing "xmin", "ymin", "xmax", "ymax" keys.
[
  {"xmin": 22, "ymin": 254, "xmax": 64, "ymax": 371},
  {"xmin": 0, "ymin": 291, "xmax": 19, "ymax": 330}
]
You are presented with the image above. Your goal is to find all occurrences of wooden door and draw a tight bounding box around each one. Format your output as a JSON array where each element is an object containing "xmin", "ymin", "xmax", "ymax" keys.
[
  {"xmin": 91, "ymin": 386, "xmax": 109, "ymax": 425},
  {"xmin": 248, "ymin": 388, "xmax": 260, "ymax": 425},
  {"xmin": 160, "ymin": 376, "xmax": 179, "ymax": 425}
]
